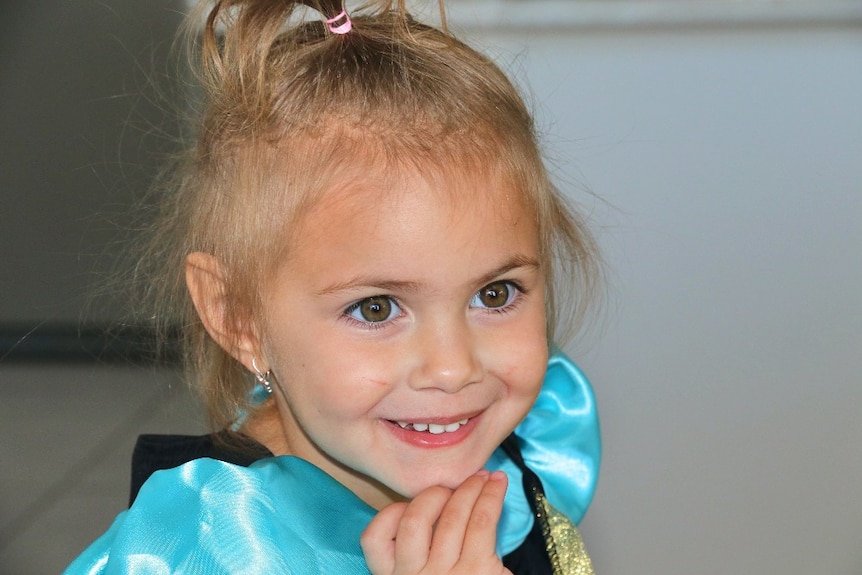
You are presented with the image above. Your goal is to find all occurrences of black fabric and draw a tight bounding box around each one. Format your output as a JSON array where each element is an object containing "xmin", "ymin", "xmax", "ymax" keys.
[
  {"xmin": 500, "ymin": 433, "xmax": 555, "ymax": 574},
  {"xmin": 129, "ymin": 433, "xmax": 272, "ymax": 505},
  {"xmin": 128, "ymin": 432, "xmax": 553, "ymax": 574}
]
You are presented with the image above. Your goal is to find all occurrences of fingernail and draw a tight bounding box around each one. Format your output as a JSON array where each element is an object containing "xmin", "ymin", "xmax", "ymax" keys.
[
  {"xmin": 476, "ymin": 469, "xmax": 490, "ymax": 478},
  {"xmin": 489, "ymin": 470, "xmax": 507, "ymax": 481}
]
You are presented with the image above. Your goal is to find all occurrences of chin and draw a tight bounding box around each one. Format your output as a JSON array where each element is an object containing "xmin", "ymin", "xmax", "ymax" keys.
[{"xmin": 394, "ymin": 466, "xmax": 483, "ymax": 497}]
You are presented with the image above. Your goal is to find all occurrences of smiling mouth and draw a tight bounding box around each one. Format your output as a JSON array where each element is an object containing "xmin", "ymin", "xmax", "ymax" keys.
[{"xmin": 393, "ymin": 419, "xmax": 469, "ymax": 434}]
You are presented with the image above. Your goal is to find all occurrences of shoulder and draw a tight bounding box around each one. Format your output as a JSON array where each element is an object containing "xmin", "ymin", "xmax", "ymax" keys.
[{"xmin": 66, "ymin": 457, "xmax": 374, "ymax": 574}]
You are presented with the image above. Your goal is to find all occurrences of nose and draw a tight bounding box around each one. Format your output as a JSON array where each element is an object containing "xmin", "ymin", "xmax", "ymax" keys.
[{"xmin": 408, "ymin": 319, "xmax": 483, "ymax": 393}]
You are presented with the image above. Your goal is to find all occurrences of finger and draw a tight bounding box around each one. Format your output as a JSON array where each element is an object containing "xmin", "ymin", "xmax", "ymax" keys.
[
  {"xmin": 461, "ymin": 471, "xmax": 508, "ymax": 556},
  {"xmin": 361, "ymin": 502, "xmax": 408, "ymax": 575},
  {"xmin": 426, "ymin": 472, "xmax": 491, "ymax": 568},
  {"xmin": 393, "ymin": 485, "xmax": 454, "ymax": 573}
]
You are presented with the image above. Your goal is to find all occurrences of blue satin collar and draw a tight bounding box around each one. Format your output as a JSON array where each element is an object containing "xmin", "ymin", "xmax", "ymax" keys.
[
  {"xmin": 63, "ymin": 352, "xmax": 600, "ymax": 574},
  {"xmin": 64, "ymin": 456, "xmax": 376, "ymax": 575},
  {"xmin": 488, "ymin": 352, "xmax": 601, "ymax": 555}
]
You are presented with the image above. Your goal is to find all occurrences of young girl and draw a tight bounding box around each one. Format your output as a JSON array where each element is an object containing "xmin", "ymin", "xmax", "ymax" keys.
[{"xmin": 65, "ymin": 1, "xmax": 602, "ymax": 573}]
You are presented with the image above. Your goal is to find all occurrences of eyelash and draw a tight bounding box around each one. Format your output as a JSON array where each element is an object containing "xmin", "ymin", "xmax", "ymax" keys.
[
  {"xmin": 471, "ymin": 280, "xmax": 526, "ymax": 315},
  {"xmin": 341, "ymin": 280, "xmax": 527, "ymax": 330},
  {"xmin": 342, "ymin": 296, "xmax": 404, "ymax": 330}
]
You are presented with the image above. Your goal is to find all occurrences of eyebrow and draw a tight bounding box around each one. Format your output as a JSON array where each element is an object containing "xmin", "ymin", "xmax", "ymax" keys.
[
  {"xmin": 474, "ymin": 254, "xmax": 541, "ymax": 287},
  {"xmin": 316, "ymin": 277, "xmax": 422, "ymax": 296},
  {"xmin": 315, "ymin": 254, "xmax": 541, "ymax": 296}
]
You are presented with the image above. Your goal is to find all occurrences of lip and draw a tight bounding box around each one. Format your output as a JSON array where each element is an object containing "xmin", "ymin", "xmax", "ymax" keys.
[{"xmin": 384, "ymin": 412, "xmax": 482, "ymax": 448}]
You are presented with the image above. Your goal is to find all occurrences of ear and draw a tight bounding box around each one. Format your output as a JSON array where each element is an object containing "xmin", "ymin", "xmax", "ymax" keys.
[{"xmin": 185, "ymin": 251, "xmax": 259, "ymax": 371}]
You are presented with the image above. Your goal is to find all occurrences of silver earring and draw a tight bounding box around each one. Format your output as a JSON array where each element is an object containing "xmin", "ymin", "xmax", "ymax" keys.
[{"xmin": 251, "ymin": 357, "xmax": 274, "ymax": 396}]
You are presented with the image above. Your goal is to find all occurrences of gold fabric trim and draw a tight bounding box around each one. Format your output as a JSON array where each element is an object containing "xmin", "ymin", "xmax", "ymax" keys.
[{"xmin": 535, "ymin": 492, "xmax": 595, "ymax": 575}]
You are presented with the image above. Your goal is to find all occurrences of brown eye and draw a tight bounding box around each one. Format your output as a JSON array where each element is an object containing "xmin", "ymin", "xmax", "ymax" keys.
[
  {"xmin": 354, "ymin": 296, "xmax": 394, "ymax": 323},
  {"xmin": 474, "ymin": 281, "xmax": 512, "ymax": 309}
]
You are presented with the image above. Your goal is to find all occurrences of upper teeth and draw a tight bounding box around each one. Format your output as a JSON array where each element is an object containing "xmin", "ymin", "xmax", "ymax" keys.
[{"xmin": 396, "ymin": 419, "xmax": 469, "ymax": 434}]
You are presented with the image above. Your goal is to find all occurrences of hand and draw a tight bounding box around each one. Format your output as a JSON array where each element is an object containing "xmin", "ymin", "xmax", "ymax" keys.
[{"xmin": 361, "ymin": 470, "xmax": 513, "ymax": 575}]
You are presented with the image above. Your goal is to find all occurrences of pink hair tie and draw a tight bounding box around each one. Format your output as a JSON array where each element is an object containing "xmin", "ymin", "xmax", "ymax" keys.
[{"xmin": 326, "ymin": 9, "xmax": 352, "ymax": 34}]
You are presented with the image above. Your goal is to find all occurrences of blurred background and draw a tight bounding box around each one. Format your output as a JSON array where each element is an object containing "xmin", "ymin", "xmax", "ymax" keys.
[{"xmin": 2, "ymin": 1, "xmax": 861, "ymax": 573}]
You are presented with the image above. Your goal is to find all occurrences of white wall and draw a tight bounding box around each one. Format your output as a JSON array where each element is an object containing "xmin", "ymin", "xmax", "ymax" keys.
[{"xmin": 454, "ymin": 5, "xmax": 862, "ymax": 574}]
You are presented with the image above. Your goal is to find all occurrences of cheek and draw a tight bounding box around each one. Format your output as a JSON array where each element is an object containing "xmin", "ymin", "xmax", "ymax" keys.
[
  {"xmin": 502, "ymin": 333, "xmax": 549, "ymax": 402},
  {"xmin": 511, "ymin": 353, "xmax": 548, "ymax": 399},
  {"xmin": 317, "ymin": 374, "xmax": 391, "ymax": 413},
  {"xmin": 499, "ymin": 306, "xmax": 549, "ymax": 379},
  {"xmin": 284, "ymin": 344, "xmax": 396, "ymax": 412}
]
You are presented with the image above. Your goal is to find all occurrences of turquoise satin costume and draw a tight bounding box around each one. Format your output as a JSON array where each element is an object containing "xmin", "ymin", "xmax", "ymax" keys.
[{"xmin": 64, "ymin": 352, "xmax": 600, "ymax": 575}]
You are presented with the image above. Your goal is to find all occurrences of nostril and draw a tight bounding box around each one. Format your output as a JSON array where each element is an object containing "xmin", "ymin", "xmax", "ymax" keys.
[{"xmin": 408, "ymin": 328, "xmax": 483, "ymax": 392}]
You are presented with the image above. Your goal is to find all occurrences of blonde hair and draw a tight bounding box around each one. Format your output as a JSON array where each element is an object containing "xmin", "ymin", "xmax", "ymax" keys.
[{"xmin": 139, "ymin": 0, "xmax": 601, "ymax": 431}]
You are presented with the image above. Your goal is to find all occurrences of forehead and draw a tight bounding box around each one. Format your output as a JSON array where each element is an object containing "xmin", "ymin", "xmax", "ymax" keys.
[
  {"xmin": 278, "ymin": 161, "xmax": 539, "ymax": 278},
  {"xmin": 303, "ymin": 161, "xmax": 531, "ymax": 235}
]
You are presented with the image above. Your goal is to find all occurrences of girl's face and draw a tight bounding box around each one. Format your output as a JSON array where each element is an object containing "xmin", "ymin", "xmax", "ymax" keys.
[{"xmin": 257, "ymin": 169, "xmax": 548, "ymax": 509}]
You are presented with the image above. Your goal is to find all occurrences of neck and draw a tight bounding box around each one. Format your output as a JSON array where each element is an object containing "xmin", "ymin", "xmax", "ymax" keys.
[{"xmin": 243, "ymin": 405, "xmax": 407, "ymax": 510}]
